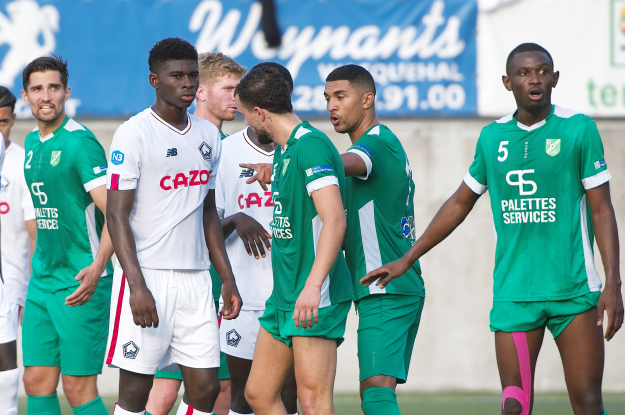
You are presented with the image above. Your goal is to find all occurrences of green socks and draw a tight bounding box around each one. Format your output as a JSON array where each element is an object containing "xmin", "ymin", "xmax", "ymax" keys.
[
  {"xmin": 72, "ymin": 396, "xmax": 108, "ymax": 415},
  {"xmin": 362, "ymin": 387, "xmax": 401, "ymax": 415},
  {"xmin": 27, "ymin": 393, "xmax": 62, "ymax": 415}
]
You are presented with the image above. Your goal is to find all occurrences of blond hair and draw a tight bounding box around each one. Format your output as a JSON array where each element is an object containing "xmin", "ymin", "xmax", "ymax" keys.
[{"xmin": 198, "ymin": 52, "xmax": 247, "ymax": 84}]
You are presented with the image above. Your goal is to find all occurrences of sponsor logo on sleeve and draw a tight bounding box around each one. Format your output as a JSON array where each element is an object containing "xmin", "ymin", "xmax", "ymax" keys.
[
  {"xmin": 122, "ymin": 341, "xmax": 139, "ymax": 359},
  {"xmin": 111, "ymin": 150, "xmax": 125, "ymax": 165},
  {"xmin": 305, "ymin": 164, "xmax": 333, "ymax": 177},
  {"xmin": 594, "ymin": 158, "xmax": 607, "ymax": 169},
  {"xmin": 351, "ymin": 144, "xmax": 372, "ymax": 157},
  {"xmin": 93, "ymin": 165, "xmax": 108, "ymax": 174},
  {"xmin": 198, "ymin": 142, "xmax": 212, "ymax": 161}
]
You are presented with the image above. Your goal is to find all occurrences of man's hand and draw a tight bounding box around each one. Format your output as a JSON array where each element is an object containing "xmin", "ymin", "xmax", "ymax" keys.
[
  {"xmin": 293, "ymin": 284, "xmax": 321, "ymax": 329},
  {"xmin": 240, "ymin": 163, "xmax": 272, "ymax": 191},
  {"xmin": 360, "ymin": 256, "xmax": 411, "ymax": 289},
  {"xmin": 221, "ymin": 281, "xmax": 242, "ymax": 320},
  {"xmin": 65, "ymin": 262, "xmax": 105, "ymax": 306},
  {"xmin": 234, "ymin": 213, "xmax": 272, "ymax": 259},
  {"xmin": 129, "ymin": 283, "xmax": 159, "ymax": 328},
  {"xmin": 597, "ymin": 281, "xmax": 624, "ymax": 341}
]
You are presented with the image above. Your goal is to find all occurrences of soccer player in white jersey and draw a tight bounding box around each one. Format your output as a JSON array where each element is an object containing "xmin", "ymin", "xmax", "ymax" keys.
[
  {"xmin": 0, "ymin": 87, "xmax": 36, "ymax": 415},
  {"xmin": 106, "ymin": 38, "xmax": 242, "ymax": 415},
  {"xmin": 145, "ymin": 51, "xmax": 247, "ymax": 415},
  {"xmin": 364, "ymin": 44, "xmax": 622, "ymax": 415}
]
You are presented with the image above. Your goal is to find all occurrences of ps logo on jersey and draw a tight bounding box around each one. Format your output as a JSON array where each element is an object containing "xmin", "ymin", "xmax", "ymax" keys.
[
  {"xmin": 111, "ymin": 150, "xmax": 125, "ymax": 165},
  {"xmin": 50, "ymin": 151, "xmax": 61, "ymax": 167},
  {"xmin": 166, "ymin": 148, "xmax": 177, "ymax": 157},
  {"xmin": 198, "ymin": 142, "xmax": 212, "ymax": 161},
  {"xmin": 226, "ymin": 329, "xmax": 241, "ymax": 347},
  {"xmin": 545, "ymin": 139, "xmax": 561, "ymax": 156},
  {"xmin": 122, "ymin": 341, "xmax": 139, "ymax": 359},
  {"xmin": 506, "ymin": 170, "xmax": 537, "ymax": 196},
  {"xmin": 31, "ymin": 182, "xmax": 48, "ymax": 205}
]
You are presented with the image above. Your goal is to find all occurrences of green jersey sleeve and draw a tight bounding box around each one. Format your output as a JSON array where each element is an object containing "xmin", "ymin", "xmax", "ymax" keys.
[
  {"xmin": 465, "ymin": 133, "xmax": 488, "ymax": 195},
  {"xmin": 346, "ymin": 133, "xmax": 389, "ymax": 181},
  {"xmin": 298, "ymin": 136, "xmax": 340, "ymax": 196},
  {"xmin": 75, "ymin": 134, "xmax": 108, "ymax": 192},
  {"xmin": 579, "ymin": 119, "xmax": 611, "ymax": 190}
]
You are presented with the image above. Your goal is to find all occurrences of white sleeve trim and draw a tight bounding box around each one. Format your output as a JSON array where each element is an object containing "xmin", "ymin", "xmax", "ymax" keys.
[
  {"xmin": 582, "ymin": 169, "xmax": 611, "ymax": 190},
  {"xmin": 84, "ymin": 176, "xmax": 107, "ymax": 192},
  {"xmin": 306, "ymin": 176, "xmax": 339, "ymax": 196},
  {"xmin": 23, "ymin": 205, "xmax": 36, "ymax": 221},
  {"xmin": 347, "ymin": 148, "xmax": 372, "ymax": 180},
  {"xmin": 463, "ymin": 172, "xmax": 487, "ymax": 195}
]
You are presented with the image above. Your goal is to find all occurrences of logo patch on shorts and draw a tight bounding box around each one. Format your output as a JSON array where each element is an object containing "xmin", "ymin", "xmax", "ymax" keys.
[
  {"xmin": 123, "ymin": 341, "xmax": 139, "ymax": 359},
  {"xmin": 226, "ymin": 329, "xmax": 241, "ymax": 347}
]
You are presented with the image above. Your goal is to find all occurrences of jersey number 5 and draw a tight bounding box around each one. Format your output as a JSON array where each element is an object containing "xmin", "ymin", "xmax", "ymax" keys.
[{"xmin": 497, "ymin": 141, "xmax": 509, "ymax": 162}]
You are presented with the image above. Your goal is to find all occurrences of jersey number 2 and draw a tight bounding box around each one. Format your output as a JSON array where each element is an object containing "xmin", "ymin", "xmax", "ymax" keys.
[
  {"xmin": 497, "ymin": 141, "xmax": 509, "ymax": 162},
  {"xmin": 25, "ymin": 151, "xmax": 33, "ymax": 169}
]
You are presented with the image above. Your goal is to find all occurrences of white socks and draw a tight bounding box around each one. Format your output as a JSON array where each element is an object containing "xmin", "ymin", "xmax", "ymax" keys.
[
  {"xmin": 113, "ymin": 404, "xmax": 145, "ymax": 415},
  {"xmin": 0, "ymin": 368, "xmax": 19, "ymax": 415},
  {"xmin": 176, "ymin": 400, "xmax": 212, "ymax": 415}
]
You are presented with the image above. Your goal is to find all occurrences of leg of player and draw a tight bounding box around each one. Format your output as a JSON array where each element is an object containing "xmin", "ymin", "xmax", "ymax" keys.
[
  {"xmin": 115, "ymin": 370, "xmax": 155, "ymax": 414},
  {"xmin": 177, "ymin": 366, "xmax": 220, "ymax": 414},
  {"xmin": 215, "ymin": 376, "xmax": 231, "ymax": 415},
  {"xmin": 0, "ymin": 341, "xmax": 19, "ymax": 415},
  {"xmin": 359, "ymin": 376, "xmax": 399, "ymax": 415},
  {"xmin": 292, "ymin": 336, "xmax": 337, "ymax": 415},
  {"xmin": 555, "ymin": 308, "xmax": 605, "ymax": 415},
  {"xmin": 495, "ymin": 328, "xmax": 544, "ymax": 415},
  {"xmin": 145, "ymin": 378, "xmax": 182, "ymax": 415},
  {"xmin": 245, "ymin": 328, "xmax": 294, "ymax": 415},
  {"xmin": 227, "ymin": 355, "xmax": 254, "ymax": 414},
  {"xmin": 281, "ymin": 370, "xmax": 298, "ymax": 415},
  {"xmin": 23, "ymin": 366, "xmax": 61, "ymax": 415}
]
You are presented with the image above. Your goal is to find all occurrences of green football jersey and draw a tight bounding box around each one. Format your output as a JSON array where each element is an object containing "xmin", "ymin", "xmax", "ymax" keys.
[
  {"xmin": 23, "ymin": 117, "xmax": 113, "ymax": 293},
  {"xmin": 465, "ymin": 105, "xmax": 610, "ymax": 302},
  {"xmin": 269, "ymin": 121, "xmax": 353, "ymax": 310},
  {"xmin": 210, "ymin": 130, "xmax": 229, "ymax": 302},
  {"xmin": 344, "ymin": 125, "xmax": 425, "ymax": 300}
]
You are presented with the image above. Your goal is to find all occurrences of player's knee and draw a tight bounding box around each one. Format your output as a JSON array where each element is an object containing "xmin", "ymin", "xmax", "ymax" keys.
[
  {"xmin": 23, "ymin": 368, "xmax": 57, "ymax": 396},
  {"xmin": 298, "ymin": 387, "xmax": 324, "ymax": 414},
  {"xmin": 570, "ymin": 390, "xmax": 603, "ymax": 414},
  {"xmin": 62, "ymin": 376, "xmax": 96, "ymax": 403},
  {"xmin": 150, "ymin": 386, "xmax": 179, "ymax": 411},
  {"xmin": 244, "ymin": 381, "xmax": 267, "ymax": 409},
  {"xmin": 502, "ymin": 397, "xmax": 523, "ymax": 415}
]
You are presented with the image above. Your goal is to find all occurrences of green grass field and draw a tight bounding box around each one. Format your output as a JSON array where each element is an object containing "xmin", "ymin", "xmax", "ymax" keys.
[{"xmin": 18, "ymin": 394, "xmax": 625, "ymax": 414}]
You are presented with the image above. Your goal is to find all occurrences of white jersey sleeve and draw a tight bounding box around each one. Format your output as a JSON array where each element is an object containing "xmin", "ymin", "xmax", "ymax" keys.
[
  {"xmin": 107, "ymin": 123, "xmax": 144, "ymax": 191},
  {"xmin": 215, "ymin": 155, "xmax": 226, "ymax": 219},
  {"xmin": 21, "ymin": 169, "xmax": 35, "ymax": 221}
]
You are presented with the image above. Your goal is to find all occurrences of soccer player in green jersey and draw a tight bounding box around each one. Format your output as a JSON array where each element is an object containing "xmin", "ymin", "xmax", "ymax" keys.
[
  {"xmin": 20, "ymin": 56, "xmax": 114, "ymax": 415},
  {"xmin": 363, "ymin": 43, "xmax": 623, "ymax": 415},
  {"xmin": 324, "ymin": 64, "xmax": 425, "ymax": 415},
  {"xmin": 236, "ymin": 66, "xmax": 353, "ymax": 415}
]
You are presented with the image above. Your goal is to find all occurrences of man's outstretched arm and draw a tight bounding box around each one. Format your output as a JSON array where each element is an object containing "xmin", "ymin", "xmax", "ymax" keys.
[
  {"xmin": 361, "ymin": 181, "xmax": 481, "ymax": 288},
  {"xmin": 586, "ymin": 182, "xmax": 623, "ymax": 341},
  {"xmin": 107, "ymin": 189, "xmax": 159, "ymax": 328}
]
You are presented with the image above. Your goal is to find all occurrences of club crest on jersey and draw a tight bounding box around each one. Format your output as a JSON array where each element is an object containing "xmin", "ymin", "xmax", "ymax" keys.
[
  {"xmin": 1, "ymin": 175, "xmax": 9, "ymax": 192},
  {"xmin": 198, "ymin": 142, "xmax": 212, "ymax": 161},
  {"xmin": 122, "ymin": 341, "xmax": 139, "ymax": 359},
  {"xmin": 545, "ymin": 139, "xmax": 560, "ymax": 156},
  {"xmin": 50, "ymin": 151, "xmax": 61, "ymax": 166},
  {"xmin": 226, "ymin": 329, "xmax": 242, "ymax": 347},
  {"xmin": 282, "ymin": 158, "xmax": 291, "ymax": 176}
]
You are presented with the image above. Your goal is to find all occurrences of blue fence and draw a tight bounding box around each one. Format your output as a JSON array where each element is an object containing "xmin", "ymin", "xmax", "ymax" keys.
[{"xmin": 1, "ymin": 0, "xmax": 477, "ymax": 118}]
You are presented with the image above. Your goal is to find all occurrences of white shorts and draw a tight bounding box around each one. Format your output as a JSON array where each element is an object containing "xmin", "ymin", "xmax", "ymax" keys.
[
  {"xmin": 0, "ymin": 282, "xmax": 18, "ymax": 344},
  {"xmin": 219, "ymin": 309, "xmax": 263, "ymax": 360},
  {"xmin": 106, "ymin": 266, "xmax": 220, "ymax": 375}
]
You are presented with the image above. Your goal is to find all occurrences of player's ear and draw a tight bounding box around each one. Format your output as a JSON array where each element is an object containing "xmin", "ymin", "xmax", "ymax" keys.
[
  {"xmin": 254, "ymin": 107, "xmax": 265, "ymax": 122},
  {"xmin": 149, "ymin": 73, "xmax": 159, "ymax": 89},
  {"xmin": 502, "ymin": 75, "xmax": 512, "ymax": 91},
  {"xmin": 196, "ymin": 84, "xmax": 206, "ymax": 102},
  {"xmin": 552, "ymin": 71, "xmax": 559, "ymax": 88},
  {"xmin": 10, "ymin": 113, "xmax": 16, "ymax": 127},
  {"xmin": 64, "ymin": 86, "xmax": 71, "ymax": 102},
  {"xmin": 362, "ymin": 91, "xmax": 375, "ymax": 110},
  {"xmin": 21, "ymin": 90, "xmax": 29, "ymax": 106}
]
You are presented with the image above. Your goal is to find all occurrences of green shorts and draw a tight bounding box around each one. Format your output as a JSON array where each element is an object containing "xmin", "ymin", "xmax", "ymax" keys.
[
  {"xmin": 356, "ymin": 294, "xmax": 425, "ymax": 383},
  {"xmin": 22, "ymin": 277, "xmax": 112, "ymax": 376},
  {"xmin": 155, "ymin": 300, "xmax": 229, "ymax": 381},
  {"xmin": 490, "ymin": 291, "xmax": 601, "ymax": 338},
  {"xmin": 259, "ymin": 299, "xmax": 351, "ymax": 349}
]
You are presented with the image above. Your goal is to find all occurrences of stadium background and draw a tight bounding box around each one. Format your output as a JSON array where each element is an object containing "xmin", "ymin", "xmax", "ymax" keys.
[{"xmin": 3, "ymin": 0, "xmax": 625, "ymax": 410}]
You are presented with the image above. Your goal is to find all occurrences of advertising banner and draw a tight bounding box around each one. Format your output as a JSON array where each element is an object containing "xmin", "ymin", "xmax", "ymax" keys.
[{"xmin": 0, "ymin": 0, "xmax": 478, "ymax": 118}]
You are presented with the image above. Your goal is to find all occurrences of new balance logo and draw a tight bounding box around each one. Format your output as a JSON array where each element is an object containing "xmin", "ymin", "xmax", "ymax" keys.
[
  {"xmin": 166, "ymin": 148, "xmax": 178, "ymax": 157},
  {"xmin": 239, "ymin": 168, "xmax": 255, "ymax": 178}
]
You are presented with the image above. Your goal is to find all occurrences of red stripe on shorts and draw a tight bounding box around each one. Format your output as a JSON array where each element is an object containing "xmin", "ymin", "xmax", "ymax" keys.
[
  {"xmin": 185, "ymin": 404, "xmax": 194, "ymax": 415},
  {"xmin": 106, "ymin": 273, "xmax": 126, "ymax": 365},
  {"xmin": 218, "ymin": 312, "xmax": 223, "ymax": 328},
  {"xmin": 111, "ymin": 173, "xmax": 120, "ymax": 190}
]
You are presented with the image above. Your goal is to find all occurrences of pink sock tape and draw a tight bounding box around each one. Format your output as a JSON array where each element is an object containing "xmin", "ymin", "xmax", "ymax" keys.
[{"xmin": 502, "ymin": 332, "xmax": 531, "ymax": 415}]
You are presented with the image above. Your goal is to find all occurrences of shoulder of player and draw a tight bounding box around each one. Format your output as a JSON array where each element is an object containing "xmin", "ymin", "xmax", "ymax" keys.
[
  {"xmin": 60, "ymin": 119, "xmax": 103, "ymax": 149},
  {"xmin": 189, "ymin": 114, "xmax": 221, "ymax": 140},
  {"xmin": 294, "ymin": 125, "xmax": 331, "ymax": 148},
  {"xmin": 551, "ymin": 105, "xmax": 596, "ymax": 129},
  {"xmin": 219, "ymin": 128, "xmax": 245, "ymax": 151}
]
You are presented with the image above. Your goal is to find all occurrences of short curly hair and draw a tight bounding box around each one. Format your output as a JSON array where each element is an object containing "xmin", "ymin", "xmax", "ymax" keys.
[
  {"xmin": 235, "ymin": 66, "xmax": 292, "ymax": 114},
  {"xmin": 148, "ymin": 37, "xmax": 198, "ymax": 73}
]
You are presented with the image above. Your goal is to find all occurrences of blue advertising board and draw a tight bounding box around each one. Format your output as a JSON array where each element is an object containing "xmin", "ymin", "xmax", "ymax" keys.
[{"xmin": 0, "ymin": 0, "xmax": 477, "ymax": 118}]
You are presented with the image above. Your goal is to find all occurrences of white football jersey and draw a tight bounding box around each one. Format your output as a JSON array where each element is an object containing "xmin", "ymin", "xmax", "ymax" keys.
[
  {"xmin": 216, "ymin": 128, "xmax": 275, "ymax": 310},
  {"xmin": 107, "ymin": 108, "xmax": 221, "ymax": 270},
  {"xmin": 1, "ymin": 142, "xmax": 35, "ymax": 306}
]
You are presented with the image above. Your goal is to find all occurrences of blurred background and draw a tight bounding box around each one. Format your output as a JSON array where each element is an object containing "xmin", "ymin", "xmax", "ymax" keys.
[{"xmin": 3, "ymin": 0, "xmax": 625, "ymax": 411}]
